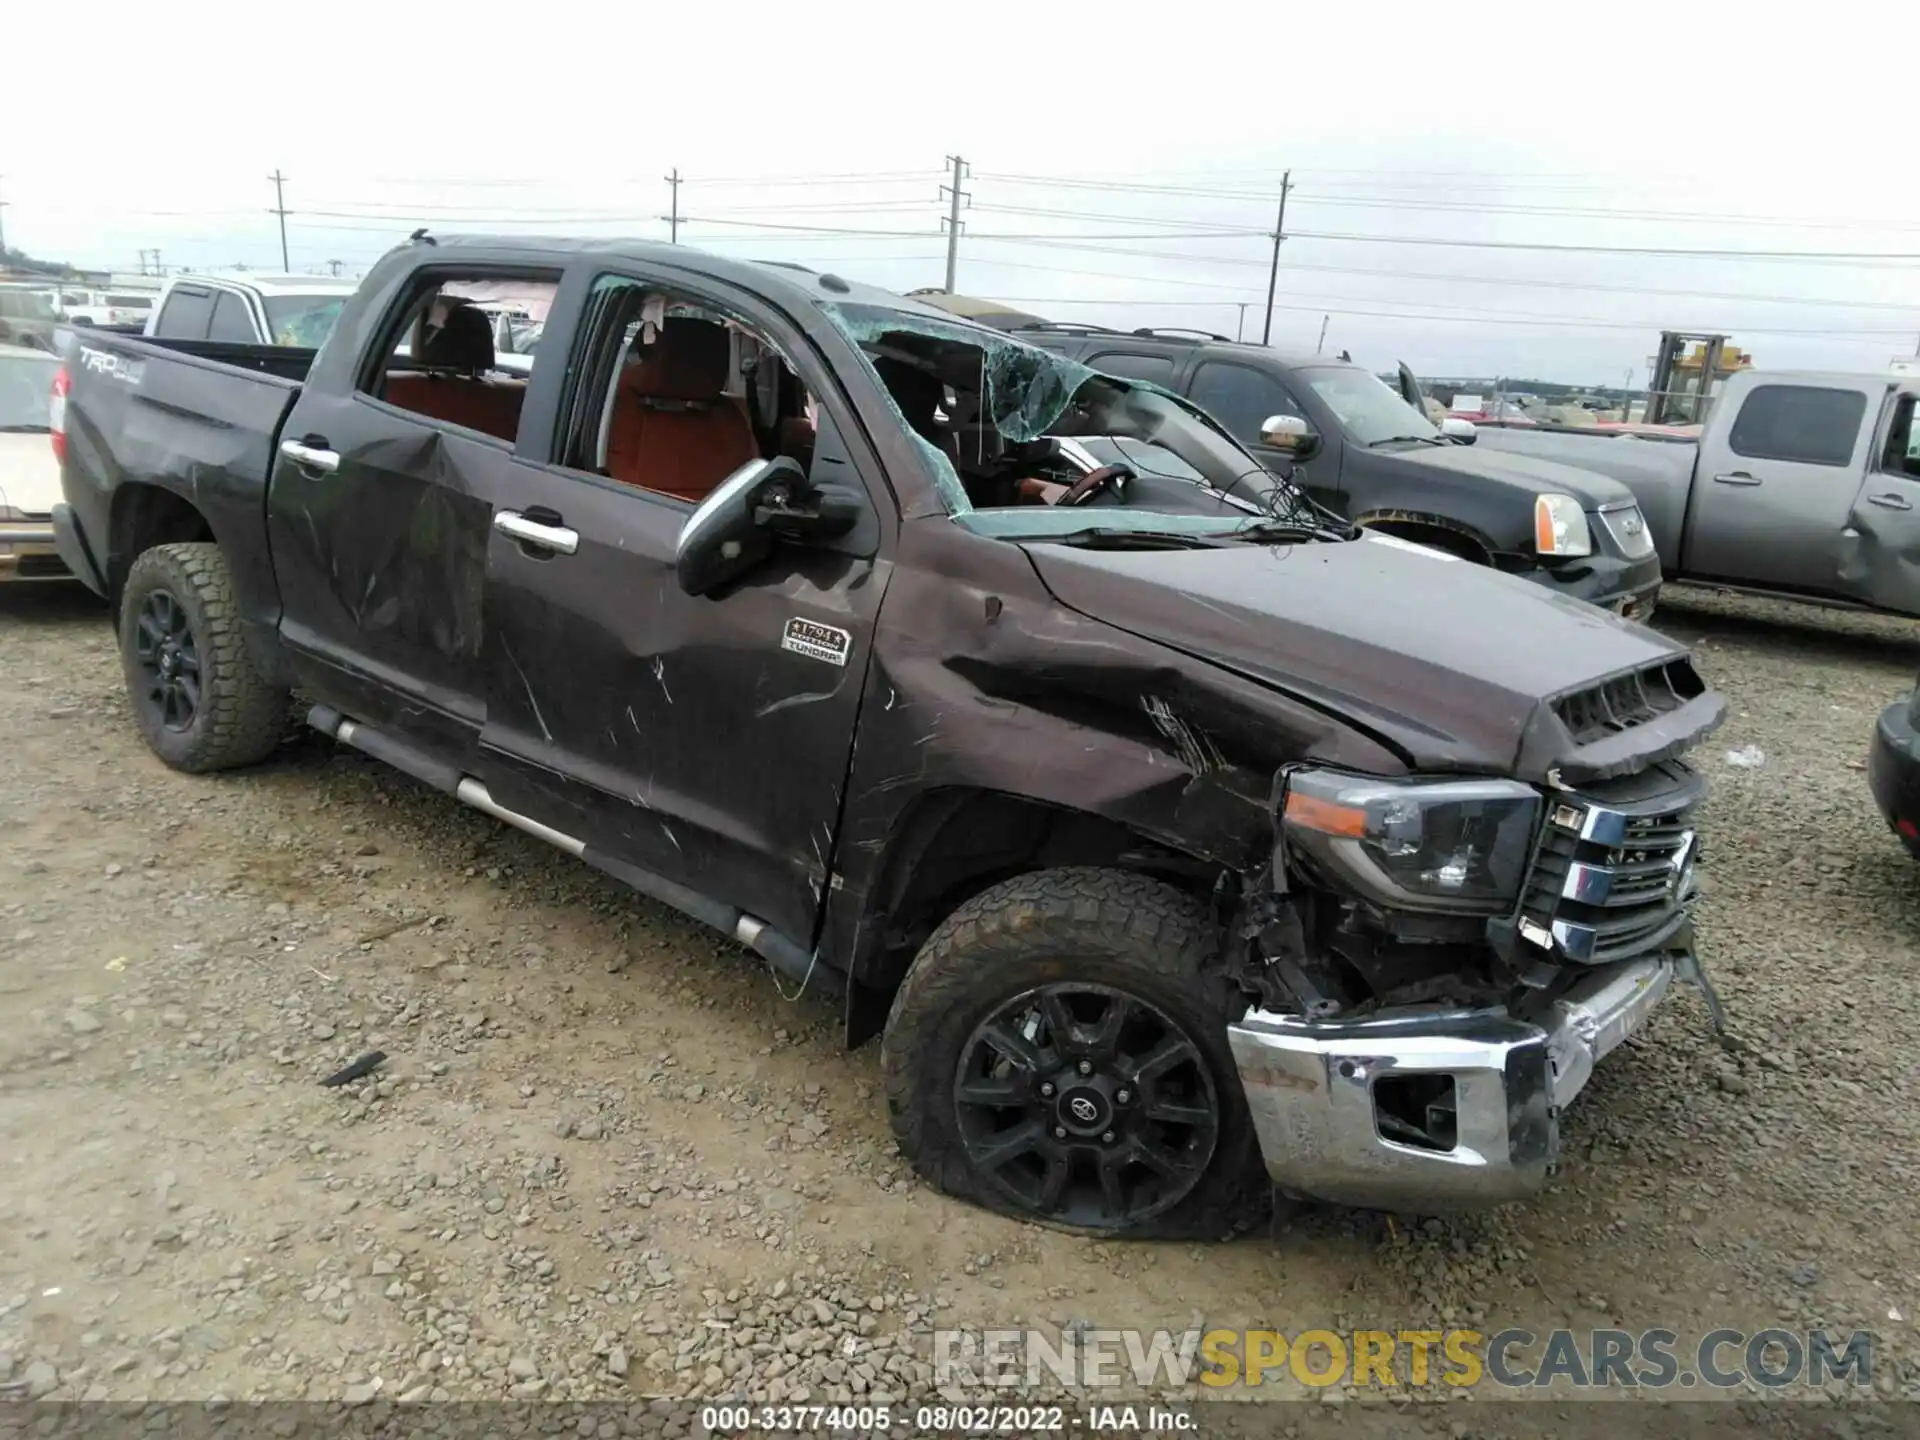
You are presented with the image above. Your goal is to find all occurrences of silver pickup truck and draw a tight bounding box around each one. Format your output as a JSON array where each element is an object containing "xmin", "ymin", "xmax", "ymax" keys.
[{"xmin": 1471, "ymin": 367, "xmax": 1920, "ymax": 616}]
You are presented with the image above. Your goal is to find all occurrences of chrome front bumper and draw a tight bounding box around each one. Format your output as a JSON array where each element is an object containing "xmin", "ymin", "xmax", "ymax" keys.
[{"xmin": 1225, "ymin": 955, "xmax": 1675, "ymax": 1211}]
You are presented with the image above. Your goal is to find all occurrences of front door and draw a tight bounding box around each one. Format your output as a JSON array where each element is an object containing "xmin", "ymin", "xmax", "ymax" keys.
[
  {"xmin": 475, "ymin": 272, "xmax": 888, "ymax": 947},
  {"xmin": 1688, "ymin": 379, "xmax": 1879, "ymax": 591},
  {"xmin": 1183, "ymin": 358, "xmax": 1341, "ymax": 511}
]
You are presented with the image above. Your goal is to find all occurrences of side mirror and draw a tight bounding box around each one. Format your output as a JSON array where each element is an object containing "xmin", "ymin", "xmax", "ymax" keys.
[
  {"xmin": 675, "ymin": 456, "xmax": 861, "ymax": 597},
  {"xmin": 1259, "ymin": 413, "xmax": 1321, "ymax": 462},
  {"xmin": 1440, "ymin": 417, "xmax": 1478, "ymax": 444}
]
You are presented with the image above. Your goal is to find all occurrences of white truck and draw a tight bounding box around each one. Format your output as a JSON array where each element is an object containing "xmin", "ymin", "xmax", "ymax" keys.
[{"xmin": 146, "ymin": 273, "xmax": 360, "ymax": 349}]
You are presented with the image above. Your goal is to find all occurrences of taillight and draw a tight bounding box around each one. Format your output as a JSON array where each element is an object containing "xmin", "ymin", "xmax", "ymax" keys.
[{"xmin": 49, "ymin": 366, "xmax": 69, "ymax": 466}]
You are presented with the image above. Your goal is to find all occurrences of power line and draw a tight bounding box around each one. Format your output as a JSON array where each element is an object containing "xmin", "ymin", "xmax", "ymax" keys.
[
  {"xmin": 974, "ymin": 169, "xmax": 1920, "ymax": 231},
  {"xmin": 1280, "ymin": 229, "xmax": 1920, "ymax": 264},
  {"xmin": 340, "ymin": 169, "xmax": 935, "ymax": 190},
  {"xmin": 962, "ymin": 239, "xmax": 1920, "ymax": 314},
  {"xmin": 1283, "ymin": 191, "xmax": 1920, "ymax": 232},
  {"xmin": 970, "ymin": 201, "xmax": 1265, "ymax": 233},
  {"xmin": 977, "ymin": 295, "xmax": 1918, "ymax": 340}
]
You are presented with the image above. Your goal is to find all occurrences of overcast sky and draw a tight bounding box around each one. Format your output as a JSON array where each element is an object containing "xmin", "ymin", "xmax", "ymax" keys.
[{"xmin": 9, "ymin": 0, "xmax": 1920, "ymax": 384}]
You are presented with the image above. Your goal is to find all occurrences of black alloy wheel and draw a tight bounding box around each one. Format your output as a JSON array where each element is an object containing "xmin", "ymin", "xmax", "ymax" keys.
[
  {"xmin": 131, "ymin": 588, "xmax": 202, "ymax": 732},
  {"xmin": 951, "ymin": 982, "xmax": 1220, "ymax": 1229}
]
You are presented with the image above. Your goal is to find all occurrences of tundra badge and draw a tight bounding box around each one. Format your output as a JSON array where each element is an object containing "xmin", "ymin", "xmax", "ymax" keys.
[{"xmin": 782, "ymin": 618, "xmax": 852, "ymax": 668}]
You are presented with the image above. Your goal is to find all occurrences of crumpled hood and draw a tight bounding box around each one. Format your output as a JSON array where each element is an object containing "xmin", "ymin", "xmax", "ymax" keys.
[
  {"xmin": 1023, "ymin": 532, "xmax": 1693, "ymax": 776},
  {"xmin": 1394, "ymin": 439, "xmax": 1634, "ymax": 510},
  {"xmin": 0, "ymin": 432, "xmax": 62, "ymax": 516}
]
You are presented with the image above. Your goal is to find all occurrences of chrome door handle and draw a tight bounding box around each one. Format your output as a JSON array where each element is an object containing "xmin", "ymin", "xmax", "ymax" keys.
[
  {"xmin": 494, "ymin": 511, "xmax": 579, "ymax": 555},
  {"xmin": 279, "ymin": 439, "xmax": 338, "ymax": 474},
  {"xmin": 1710, "ymin": 472, "xmax": 1761, "ymax": 486},
  {"xmin": 1868, "ymin": 492, "xmax": 1914, "ymax": 510}
]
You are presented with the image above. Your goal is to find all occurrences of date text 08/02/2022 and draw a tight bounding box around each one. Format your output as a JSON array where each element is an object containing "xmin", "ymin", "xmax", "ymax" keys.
[{"xmin": 699, "ymin": 1403, "xmax": 1184, "ymax": 1432}]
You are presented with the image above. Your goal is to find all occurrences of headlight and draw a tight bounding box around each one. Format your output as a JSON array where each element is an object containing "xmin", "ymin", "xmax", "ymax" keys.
[
  {"xmin": 1533, "ymin": 493, "xmax": 1592, "ymax": 557},
  {"xmin": 1282, "ymin": 769, "xmax": 1541, "ymax": 914}
]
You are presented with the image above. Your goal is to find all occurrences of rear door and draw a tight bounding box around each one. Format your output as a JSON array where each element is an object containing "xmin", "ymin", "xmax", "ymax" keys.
[
  {"xmin": 472, "ymin": 265, "xmax": 891, "ymax": 946},
  {"xmin": 1687, "ymin": 379, "xmax": 1879, "ymax": 591},
  {"xmin": 265, "ymin": 261, "xmax": 564, "ymax": 761}
]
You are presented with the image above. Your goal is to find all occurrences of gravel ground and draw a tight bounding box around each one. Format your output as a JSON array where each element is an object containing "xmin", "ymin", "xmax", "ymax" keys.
[{"xmin": 1, "ymin": 580, "xmax": 1917, "ymax": 1432}]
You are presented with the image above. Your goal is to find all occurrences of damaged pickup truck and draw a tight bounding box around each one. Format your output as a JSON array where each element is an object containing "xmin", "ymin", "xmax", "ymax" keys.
[{"xmin": 54, "ymin": 236, "xmax": 1726, "ymax": 1232}]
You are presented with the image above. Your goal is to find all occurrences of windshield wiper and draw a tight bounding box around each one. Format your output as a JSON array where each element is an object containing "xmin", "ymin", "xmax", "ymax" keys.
[
  {"xmin": 1226, "ymin": 517, "xmax": 1356, "ymax": 544},
  {"xmin": 0, "ymin": 424, "xmax": 51, "ymax": 434},
  {"xmin": 1367, "ymin": 434, "xmax": 1443, "ymax": 448},
  {"xmin": 1022, "ymin": 527, "xmax": 1228, "ymax": 551}
]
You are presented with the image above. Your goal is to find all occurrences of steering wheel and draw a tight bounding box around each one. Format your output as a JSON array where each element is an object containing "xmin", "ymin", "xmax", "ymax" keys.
[{"xmin": 1055, "ymin": 463, "xmax": 1133, "ymax": 507}]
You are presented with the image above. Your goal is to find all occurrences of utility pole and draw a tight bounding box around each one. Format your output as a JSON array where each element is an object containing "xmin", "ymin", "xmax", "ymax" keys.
[
  {"xmin": 1316, "ymin": 313, "xmax": 1330, "ymax": 355},
  {"xmin": 1260, "ymin": 170, "xmax": 1291, "ymax": 347},
  {"xmin": 662, "ymin": 168, "xmax": 682, "ymax": 243},
  {"xmin": 0, "ymin": 176, "xmax": 9, "ymax": 257},
  {"xmin": 151, "ymin": 250, "xmax": 162, "ymax": 278},
  {"xmin": 1235, "ymin": 303, "xmax": 1248, "ymax": 342},
  {"xmin": 941, "ymin": 154, "xmax": 970, "ymax": 293},
  {"xmin": 267, "ymin": 170, "xmax": 291, "ymax": 270}
]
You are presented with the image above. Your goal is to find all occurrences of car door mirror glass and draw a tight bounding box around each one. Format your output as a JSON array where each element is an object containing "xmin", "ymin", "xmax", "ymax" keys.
[{"xmin": 1260, "ymin": 413, "xmax": 1320, "ymax": 460}]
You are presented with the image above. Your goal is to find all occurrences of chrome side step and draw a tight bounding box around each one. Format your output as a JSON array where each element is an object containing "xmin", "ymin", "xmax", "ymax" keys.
[
  {"xmin": 455, "ymin": 776, "xmax": 584, "ymax": 857},
  {"xmin": 304, "ymin": 705, "xmax": 842, "ymax": 997}
]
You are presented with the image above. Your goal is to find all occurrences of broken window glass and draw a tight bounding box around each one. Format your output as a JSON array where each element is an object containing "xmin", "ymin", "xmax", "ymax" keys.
[{"xmin": 822, "ymin": 300, "xmax": 1328, "ymax": 535}]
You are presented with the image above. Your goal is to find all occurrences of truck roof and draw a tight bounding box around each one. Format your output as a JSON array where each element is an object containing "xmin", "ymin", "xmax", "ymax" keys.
[
  {"xmin": 415, "ymin": 235, "xmax": 1004, "ymax": 336},
  {"xmin": 171, "ymin": 273, "xmax": 361, "ymax": 296}
]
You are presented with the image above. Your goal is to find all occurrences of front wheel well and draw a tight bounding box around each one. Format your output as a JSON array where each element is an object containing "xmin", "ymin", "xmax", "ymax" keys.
[
  {"xmin": 109, "ymin": 484, "xmax": 215, "ymax": 602},
  {"xmin": 1358, "ymin": 514, "xmax": 1493, "ymax": 566},
  {"xmin": 843, "ymin": 790, "xmax": 1224, "ymax": 1046}
]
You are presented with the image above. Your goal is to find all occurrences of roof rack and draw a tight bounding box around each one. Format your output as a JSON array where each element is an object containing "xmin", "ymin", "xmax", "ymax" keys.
[
  {"xmin": 1130, "ymin": 326, "xmax": 1232, "ymax": 343},
  {"xmin": 1004, "ymin": 320, "xmax": 1124, "ymax": 335}
]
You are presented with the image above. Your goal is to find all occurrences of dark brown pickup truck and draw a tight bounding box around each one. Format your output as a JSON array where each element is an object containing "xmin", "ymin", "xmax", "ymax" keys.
[{"xmin": 53, "ymin": 235, "xmax": 1726, "ymax": 1232}]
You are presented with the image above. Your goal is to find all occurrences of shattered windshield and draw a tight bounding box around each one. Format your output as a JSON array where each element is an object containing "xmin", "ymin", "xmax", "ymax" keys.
[{"xmin": 824, "ymin": 302, "xmax": 1328, "ymax": 535}]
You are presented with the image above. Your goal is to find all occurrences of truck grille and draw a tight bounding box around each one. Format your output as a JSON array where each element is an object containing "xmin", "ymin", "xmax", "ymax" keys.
[
  {"xmin": 1598, "ymin": 503, "xmax": 1657, "ymax": 560},
  {"xmin": 1515, "ymin": 762, "xmax": 1701, "ymax": 965},
  {"xmin": 1552, "ymin": 660, "xmax": 1705, "ymax": 746}
]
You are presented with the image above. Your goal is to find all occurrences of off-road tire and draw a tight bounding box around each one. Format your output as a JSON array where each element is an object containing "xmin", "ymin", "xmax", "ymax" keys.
[
  {"xmin": 880, "ymin": 866, "xmax": 1264, "ymax": 1238},
  {"xmin": 119, "ymin": 542, "xmax": 286, "ymax": 774}
]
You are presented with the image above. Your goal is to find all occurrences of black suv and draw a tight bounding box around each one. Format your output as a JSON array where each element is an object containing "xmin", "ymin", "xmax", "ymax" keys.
[{"xmin": 998, "ymin": 321, "xmax": 1661, "ymax": 619}]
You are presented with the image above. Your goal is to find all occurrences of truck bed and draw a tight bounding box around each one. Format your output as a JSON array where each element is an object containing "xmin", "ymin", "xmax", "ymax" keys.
[{"xmin": 57, "ymin": 330, "xmax": 314, "ymax": 629}]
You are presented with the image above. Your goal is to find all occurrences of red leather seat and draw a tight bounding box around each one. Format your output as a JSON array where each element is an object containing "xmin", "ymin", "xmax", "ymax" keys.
[
  {"xmin": 382, "ymin": 304, "xmax": 526, "ymax": 442},
  {"xmin": 606, "ymin": 318, "xmax": 759, "ymax": 502}
]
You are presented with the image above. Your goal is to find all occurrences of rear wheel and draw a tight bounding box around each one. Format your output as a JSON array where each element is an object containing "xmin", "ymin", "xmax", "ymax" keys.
[
  {"xmin": 119, "ymin": 542, "xmax": 285, "ymax": 773},
  {"xmin": 880, "ymin": 867, "xmax": 1262, "ymax": 1237}
]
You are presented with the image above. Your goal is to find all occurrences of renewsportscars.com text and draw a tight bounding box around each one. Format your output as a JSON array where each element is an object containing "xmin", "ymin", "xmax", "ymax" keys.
[{"xmin": 932, "ymin": 1326, "xmax": 1874, "ymax": 1391}]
